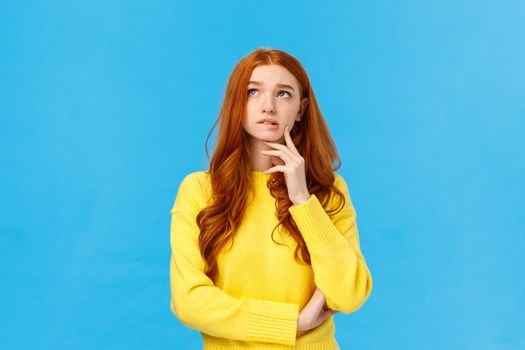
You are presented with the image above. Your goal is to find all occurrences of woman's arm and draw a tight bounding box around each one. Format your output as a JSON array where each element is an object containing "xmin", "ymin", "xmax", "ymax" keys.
[
  {"xmin": 288, "ymin": 173, "xmax": 373, "ymax": 314},
  {"xmin": 169, "ymin": 174, "xmax": 299, "ymax": 346}
]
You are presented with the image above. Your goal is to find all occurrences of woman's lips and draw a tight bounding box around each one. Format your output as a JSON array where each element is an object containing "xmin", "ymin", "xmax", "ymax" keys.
[{"xmin": 260, "ymin": 121, "xmax": 279, "ymax": 130}]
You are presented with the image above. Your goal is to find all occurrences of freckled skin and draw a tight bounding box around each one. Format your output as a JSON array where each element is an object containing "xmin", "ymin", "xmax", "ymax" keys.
[{"xmin": 242, "ymin": 64, "xmax": 308, "ymax": 172}]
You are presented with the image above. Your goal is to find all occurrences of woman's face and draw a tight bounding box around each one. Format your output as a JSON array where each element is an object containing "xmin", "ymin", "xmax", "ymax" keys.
[{"xmin": 242, "ymin": 64, "xmax": 308, "ymax": 144}]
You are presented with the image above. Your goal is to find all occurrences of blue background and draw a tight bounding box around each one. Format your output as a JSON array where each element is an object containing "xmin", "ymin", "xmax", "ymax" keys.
[{"xmin": 1, "ymin": 0, "xmax": 524, "ymax": 349}]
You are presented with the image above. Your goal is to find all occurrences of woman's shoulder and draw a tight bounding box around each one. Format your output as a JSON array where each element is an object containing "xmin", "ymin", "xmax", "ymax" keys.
[
  {"xmin": 330, "ymin": 171, "xmax": 355, "ymax": 212},
  {"xmin": 171, "ymin": 170, "xmax": 211, "ymax": 214},
  {"xmin": 181, "ymin": 170, "xmax": 208, "ymax": 184},
  {"xmin": 175, "ymin": 170, "xmax": 212, "ymax": 208},
  {"xmin": 178, "ymin": 170, "xmax": 212, "ymax": 194},
  {"xmin": 332, "ymin": 171, "xmax": 347, "ymax": 189}
]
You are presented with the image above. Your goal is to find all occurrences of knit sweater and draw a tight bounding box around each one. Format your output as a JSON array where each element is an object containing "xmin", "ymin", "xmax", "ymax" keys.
[{"xmin": 169, "ymin": 170, "xmax": 373, "ymax": 350}]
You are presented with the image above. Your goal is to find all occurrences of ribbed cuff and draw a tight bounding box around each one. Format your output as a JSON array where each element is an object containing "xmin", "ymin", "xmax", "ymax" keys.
[
  {"xmin": 288, "ymin": 194, "xmax": 341, "ymax": 249},
  {"xmin": 244, "ymin": 298, "xmax": 299, "ymax": 346}
]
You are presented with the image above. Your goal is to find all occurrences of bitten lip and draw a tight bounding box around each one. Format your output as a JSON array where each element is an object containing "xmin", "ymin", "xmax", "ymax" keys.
[{"xmin": 257, "ymin": 117, "xmax": 279, "ymax": 125}]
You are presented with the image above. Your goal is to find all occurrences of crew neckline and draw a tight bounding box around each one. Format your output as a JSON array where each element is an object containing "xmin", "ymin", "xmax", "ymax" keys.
[{"xmin": 251, "ymin": 170, "xmax": 271, "ymax": 176}]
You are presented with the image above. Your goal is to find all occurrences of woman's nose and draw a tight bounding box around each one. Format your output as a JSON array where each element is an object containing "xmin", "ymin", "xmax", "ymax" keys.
[{"xmin": 262, "ymin": 96, "xmax": 275, "ymax": 114}]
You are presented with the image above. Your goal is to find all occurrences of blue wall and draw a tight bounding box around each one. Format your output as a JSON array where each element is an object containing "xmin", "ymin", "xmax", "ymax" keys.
[{"xmin": 1, "ymin": 0, "xmax": 523, "ymax": 349}]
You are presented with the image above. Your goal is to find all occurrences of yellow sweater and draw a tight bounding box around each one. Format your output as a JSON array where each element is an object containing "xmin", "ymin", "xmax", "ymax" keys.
[{"xmin": 169, "ymin": 170, "xmax": 373, "ymax": 350}]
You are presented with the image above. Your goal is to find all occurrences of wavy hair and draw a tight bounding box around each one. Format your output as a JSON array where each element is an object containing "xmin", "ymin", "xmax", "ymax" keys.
[{"xmin": 198, "ymin": 47, "xmax": 347, "ymax": 283}]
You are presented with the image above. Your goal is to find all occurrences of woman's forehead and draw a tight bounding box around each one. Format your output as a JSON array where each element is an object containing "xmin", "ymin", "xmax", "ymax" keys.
[{"xmin": 249, "ymin": 65, "xmax": 298, "ymax": 88}]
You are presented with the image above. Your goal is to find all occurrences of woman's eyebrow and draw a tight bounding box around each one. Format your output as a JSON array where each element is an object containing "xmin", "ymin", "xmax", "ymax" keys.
[{"xmin": 248, "ymin": 81, "xmax": 295, "ymax": 91}]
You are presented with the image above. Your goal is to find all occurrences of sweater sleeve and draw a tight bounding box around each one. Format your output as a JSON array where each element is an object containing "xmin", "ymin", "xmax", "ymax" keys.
[
  {"xmin": 288, "ymin": 173, "xmax": 373, "ymax": 314},
  {"xmin": 169, "ymin": 173, "xmax": 299, "ymax": 346}
]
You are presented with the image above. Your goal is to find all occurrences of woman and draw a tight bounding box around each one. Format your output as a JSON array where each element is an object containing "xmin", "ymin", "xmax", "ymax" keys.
[{"xmin": 169, "ymin": 47, "xmax": 373, "ymax": 349}]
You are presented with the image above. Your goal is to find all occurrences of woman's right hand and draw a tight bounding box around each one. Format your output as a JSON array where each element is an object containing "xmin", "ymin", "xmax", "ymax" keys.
[{"xmin": 297, "ymin": 287, "xmax": 338, "ymax": 333}]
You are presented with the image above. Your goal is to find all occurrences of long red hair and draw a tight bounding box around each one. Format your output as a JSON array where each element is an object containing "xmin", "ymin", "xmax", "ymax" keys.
[{"xmin": 199, "ymin": 47, "xmax": 346, "ymax": 283}]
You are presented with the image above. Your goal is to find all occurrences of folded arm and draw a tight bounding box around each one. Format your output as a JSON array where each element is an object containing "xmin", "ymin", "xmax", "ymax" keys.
[
  {"xmin": 169, "ymin": 173, "xmax": 299, "ymax": 346},
  {"xmin": 288, "ymin": 173, "xmax": 373, "ymax": 314}
]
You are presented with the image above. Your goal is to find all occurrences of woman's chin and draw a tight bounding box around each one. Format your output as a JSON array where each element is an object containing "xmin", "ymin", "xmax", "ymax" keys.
[{"xmin": 259, "ymin": 135, "xmax": 280, "ymax": 142}]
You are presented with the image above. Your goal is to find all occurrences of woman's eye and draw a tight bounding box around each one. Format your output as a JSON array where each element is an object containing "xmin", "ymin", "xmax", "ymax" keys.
[{"xmin": 247, "ymin": 89, "xmax": 291, "ymax": 98}]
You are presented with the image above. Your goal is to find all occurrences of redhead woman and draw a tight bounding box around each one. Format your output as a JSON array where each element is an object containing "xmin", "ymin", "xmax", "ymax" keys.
[{"xmin": 169, "ymin": 47, "xmax": 373, "ymax": 350}]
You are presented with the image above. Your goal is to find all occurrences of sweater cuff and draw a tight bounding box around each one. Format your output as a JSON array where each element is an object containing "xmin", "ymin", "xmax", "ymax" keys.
[
  {"xmin": 244, "ymin": 298, "xmax": 298, "ymax": 346},
  {"xmin": 288, "ymin": 194, "xmax": 341, "ymax": 249}
]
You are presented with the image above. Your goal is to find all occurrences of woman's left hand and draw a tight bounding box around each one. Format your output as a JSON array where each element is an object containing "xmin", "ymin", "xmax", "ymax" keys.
[{"xmin": 261, "ymin": 125, "xmax": 311, "ymax": 206}]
